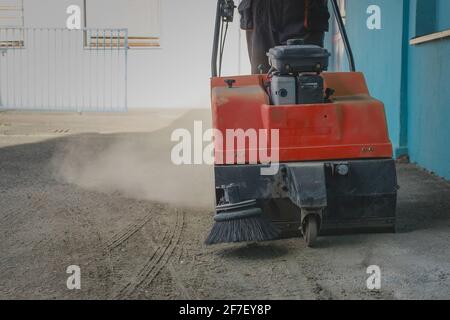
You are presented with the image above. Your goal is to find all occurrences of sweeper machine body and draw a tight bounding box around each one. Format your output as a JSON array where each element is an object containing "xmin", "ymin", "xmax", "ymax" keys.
[{"xmin": 206, "ymin": 0, "xmax": 397, "ymax": 247}]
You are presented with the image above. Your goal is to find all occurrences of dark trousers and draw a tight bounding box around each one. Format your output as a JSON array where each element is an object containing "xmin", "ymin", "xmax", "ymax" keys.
[{"xmin": 242, "ymin": 0, "xmax": 329, "ymax": 74}]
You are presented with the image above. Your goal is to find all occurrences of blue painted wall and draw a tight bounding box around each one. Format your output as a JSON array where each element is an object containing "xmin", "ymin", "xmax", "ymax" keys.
[
  {"xmin": 436, "ymin": 0, "xmax": 450, "ymax": 31},
  {"xmin": 341, "ymin": 0, "xmax": 450, "ymax": 180},
  {"xmin": 407, "ymin": 0, "xmax": 450, "ymax": 179},
  {"xmin": 344, "ymin": 0, "xmax": 407, "ymax": 156}
]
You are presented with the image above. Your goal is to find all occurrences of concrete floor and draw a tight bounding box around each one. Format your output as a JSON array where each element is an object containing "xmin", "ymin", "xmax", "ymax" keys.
[{"xmin": 0, "ymin": 109, "xmax": 449, "ymax": 300}]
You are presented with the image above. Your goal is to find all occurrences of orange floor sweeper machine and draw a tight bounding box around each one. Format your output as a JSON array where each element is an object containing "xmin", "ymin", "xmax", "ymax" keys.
[{"xmin": 206, "ymin": 0, "xmax": 397, "ymax": 247}]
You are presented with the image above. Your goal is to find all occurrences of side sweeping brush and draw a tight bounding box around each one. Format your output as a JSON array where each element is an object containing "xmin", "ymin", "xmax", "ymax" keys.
[{"xmin": 205, "ymin": 200, "xmax": 280, "ymax": 245}]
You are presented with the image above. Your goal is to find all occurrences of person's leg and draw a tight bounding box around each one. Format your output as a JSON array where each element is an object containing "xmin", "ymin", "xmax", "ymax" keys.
[
  {"xmin": 248, "ymin": 0, "xmax": 277, "ymax": 74},
  {"xmin": 250, "ymin": 31, "xmax": 273, "ymax": 74}
]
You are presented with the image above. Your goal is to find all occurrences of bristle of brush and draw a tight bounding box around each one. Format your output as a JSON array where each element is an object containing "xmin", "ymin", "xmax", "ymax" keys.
[{"xmin": 205, "ymin": 216, "xmax": 280, "ymax": 245}]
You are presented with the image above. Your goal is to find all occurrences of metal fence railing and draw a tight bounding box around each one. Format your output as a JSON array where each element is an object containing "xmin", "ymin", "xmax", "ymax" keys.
[{"xmin": 0, "ymin": 28, "xmax": 128, "ymax": 112}]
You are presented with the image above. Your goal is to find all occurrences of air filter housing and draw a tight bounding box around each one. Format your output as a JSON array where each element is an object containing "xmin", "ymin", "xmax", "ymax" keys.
[{"xmin": 268, "ymin": 43, "xmax": 330, "ymax": 75}]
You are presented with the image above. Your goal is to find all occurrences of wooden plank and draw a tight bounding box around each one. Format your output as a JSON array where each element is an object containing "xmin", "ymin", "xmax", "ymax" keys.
[
  {"xmin": 88, "ymin": 41, "xmax": 160, "ymax": 48},
  {"xmin": 410, "ymin": 29, "xmax": 450, "ymax": 45},
  {"xmin": 90, "ymin": 36, "xmax": 159, "ymax": 40}
]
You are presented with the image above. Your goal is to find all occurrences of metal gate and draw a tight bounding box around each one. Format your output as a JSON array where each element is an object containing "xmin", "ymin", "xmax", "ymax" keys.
[{"xmin": 0, "ymin": 28, "xmax": 128, "ymax": 112}]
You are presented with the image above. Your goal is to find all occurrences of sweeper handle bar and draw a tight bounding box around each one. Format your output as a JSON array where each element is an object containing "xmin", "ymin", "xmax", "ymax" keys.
[
  {"xmin": 211, "ymin": 0, "xmax": 221, "ymax": 77},
  {"xmin": 211, "ymin": 0, "xmax": 233, "ymax": 77},
  {"xmin": 211, "ymin": 0, "xmax": 356, "ymax": 77}
]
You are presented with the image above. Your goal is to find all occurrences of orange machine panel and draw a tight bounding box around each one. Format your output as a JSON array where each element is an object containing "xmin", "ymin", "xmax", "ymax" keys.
[{"xmin": 211, "ymin": 72, "xmax": 393, "ymax": 164}]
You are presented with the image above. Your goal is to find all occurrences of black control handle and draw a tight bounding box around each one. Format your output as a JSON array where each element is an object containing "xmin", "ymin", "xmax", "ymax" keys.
[{"xmin": 225, "ymin": 79, "xmax": 236, "ymax": 88}]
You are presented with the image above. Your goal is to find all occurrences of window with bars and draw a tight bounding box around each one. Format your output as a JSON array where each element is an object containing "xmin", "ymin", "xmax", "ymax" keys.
[
  {"xmin": 84, "ymin": 0, "xmax": 161, "ymax": 48},
  {"xmin": 0, "ymin": 0, "xmax": 24, "ymax": 48}
]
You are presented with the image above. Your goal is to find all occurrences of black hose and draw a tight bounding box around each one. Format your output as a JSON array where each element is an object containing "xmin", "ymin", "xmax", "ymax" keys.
[
  {"xmin": 331, "ymin": 0, "xmax": 356, "ymax": 71},
  {"xmin": 219, "ymin": 21, "xmax": 229, "ymax": 76}
]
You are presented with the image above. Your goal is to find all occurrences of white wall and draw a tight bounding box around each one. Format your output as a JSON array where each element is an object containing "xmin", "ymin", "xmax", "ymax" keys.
[{"xmin": 21, "ymin": 0, "xmax": 251, "ymax": 109}]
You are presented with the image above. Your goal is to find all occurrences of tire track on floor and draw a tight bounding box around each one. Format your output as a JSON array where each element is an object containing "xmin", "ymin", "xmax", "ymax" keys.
[
  {"xmin": 104, "ymin": 208, "xmax": 154, "ymax": 252},
  {"xmin": 0, "ymin": 195, "xmax": 47, "ymax": 238},
  {"xmin": 116, "ymin": 209, "xmax": 185, "ymax": 299},
  {"xmin": 282, "ymin": 244, "xmax": 335, "ymax": 300}
]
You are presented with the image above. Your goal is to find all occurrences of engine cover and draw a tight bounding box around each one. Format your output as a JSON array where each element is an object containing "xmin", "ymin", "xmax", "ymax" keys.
[
  {"xmin": 268, "ymin": 44, "xmax": 330, "ymax": 74},
  {"xmin": 297, "ymin": 74, "xmax": 324, "ymax": 104},
  {"xmin": 270, "ymin": 74, "xmax": 324, "ymax": 105},
  {"xmin": 270, "ymin": 75, "xmax": 296, "ymax": 105}
]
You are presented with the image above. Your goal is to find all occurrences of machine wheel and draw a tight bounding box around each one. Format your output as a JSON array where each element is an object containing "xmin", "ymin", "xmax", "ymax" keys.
[{"xmin": 304, "ymin": 215, "xmax": 319, "ymax": 248}]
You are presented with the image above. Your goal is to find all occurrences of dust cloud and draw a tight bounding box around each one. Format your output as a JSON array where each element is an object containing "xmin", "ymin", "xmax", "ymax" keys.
[{"xmin": 51, "ymin": 110, "xmax": 215, "ymax": 210}]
